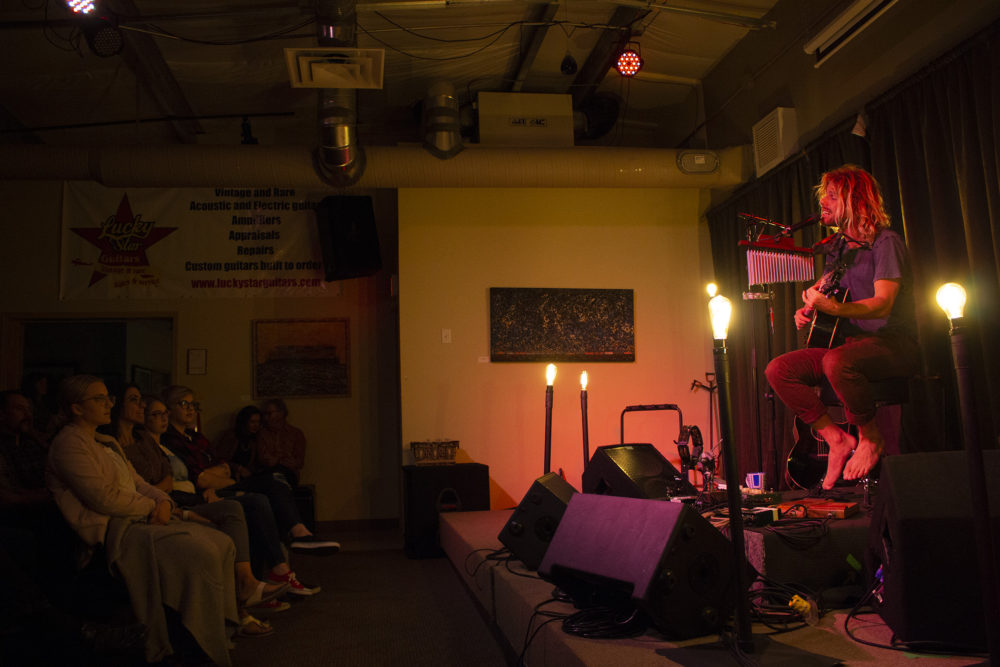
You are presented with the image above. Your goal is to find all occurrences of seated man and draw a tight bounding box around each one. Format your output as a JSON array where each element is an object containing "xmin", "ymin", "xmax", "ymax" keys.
[
  {"xmin": 765, "ymin": 166, "xmax": 920, "ymax": 491},
  {"xmin": 258, "ymin": 398, "xmax": 306, "ymax": 488}
]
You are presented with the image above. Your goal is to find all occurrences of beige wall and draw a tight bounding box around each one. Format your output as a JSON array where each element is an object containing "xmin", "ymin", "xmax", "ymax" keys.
[
  {"xmin": 398, "ymin": 187, "xmax": 720, "ymax": 508},
  {"xmin": 0, "ymin": 180, "xmax": 398, "ymax": 523}
]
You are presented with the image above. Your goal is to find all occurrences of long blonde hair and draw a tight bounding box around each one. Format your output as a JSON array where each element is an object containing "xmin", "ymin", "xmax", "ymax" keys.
[
  {"xmin": 53, "ymin": 374, "xmax": 104, "ymax": 432},
  {"xmin": 815, "ymin": 165, "xmax": 890, "ymax": 243}
]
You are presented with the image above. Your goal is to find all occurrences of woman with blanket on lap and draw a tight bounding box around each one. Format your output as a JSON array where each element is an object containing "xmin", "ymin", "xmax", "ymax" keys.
[{"xmin": 46, "ymin": 375, "xmax": 238, "ymax": 665}]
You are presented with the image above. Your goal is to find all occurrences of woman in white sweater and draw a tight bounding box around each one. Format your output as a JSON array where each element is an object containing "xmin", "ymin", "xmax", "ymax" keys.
[{"xmin": 46, "ymin": 375, "xmax": 240, "ymax": 665}]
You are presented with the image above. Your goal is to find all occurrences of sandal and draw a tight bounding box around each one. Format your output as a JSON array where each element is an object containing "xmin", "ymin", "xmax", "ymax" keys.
[
  {"xmin": 237, "ymin": 614, "xmax": 273, "ymax": 638},
  {"xmin": 240, "ymin": 580, "xmax": 289, "ymax": 608}
]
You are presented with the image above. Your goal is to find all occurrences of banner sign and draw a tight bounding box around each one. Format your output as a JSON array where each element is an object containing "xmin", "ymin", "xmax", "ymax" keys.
[{"xmin": 60, "ymin": 182, "xmax": 338, "ymax": 299}]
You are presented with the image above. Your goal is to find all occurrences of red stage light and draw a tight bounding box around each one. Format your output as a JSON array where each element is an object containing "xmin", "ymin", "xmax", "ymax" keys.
[{"xmin": 616, "ymin": 48, "xmax": 642, "ymax": 77}]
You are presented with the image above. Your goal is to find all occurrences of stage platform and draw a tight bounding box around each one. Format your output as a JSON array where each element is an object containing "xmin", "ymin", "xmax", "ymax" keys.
[{"xmin": 439, "ymin": 505, "xmax": 980, "ymax": 667}]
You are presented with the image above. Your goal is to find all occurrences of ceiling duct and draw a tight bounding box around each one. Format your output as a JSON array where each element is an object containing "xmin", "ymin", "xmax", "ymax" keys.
[
  {"xmin": 422, "ymin": 81, "xmax": 464, "ymax": 160},
  {"xmin": 803, "ymin": 0, "xmax": 899, "ymax": 68},
  {"xmin": 315, "ymin": 0, "xmax": 365, "ymax": 187}
]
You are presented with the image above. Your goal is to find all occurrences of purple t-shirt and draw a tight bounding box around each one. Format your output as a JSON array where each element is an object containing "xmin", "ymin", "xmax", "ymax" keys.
[{"xmin": 822, "ymin": 229, "xmax": 916, "ymax": 337}]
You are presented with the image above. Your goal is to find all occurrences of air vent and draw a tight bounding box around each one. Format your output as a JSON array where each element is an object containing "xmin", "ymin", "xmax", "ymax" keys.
[
  {"xmin": 752, "ymin": 107, "xmax": 797, "ymax": 178},
  {"xmin": 284, "ymin": 48, "xmax": 384, "ymax": 89}
]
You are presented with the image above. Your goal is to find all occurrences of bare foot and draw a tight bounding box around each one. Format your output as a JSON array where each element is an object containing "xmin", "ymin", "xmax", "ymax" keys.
[
  {"xmin": 844, "ymin": 421, "xmax": 884, "ymax": 480},
  {"xmin": 813, "ymin": 418, "xmax": 857, "ymax": 490}
]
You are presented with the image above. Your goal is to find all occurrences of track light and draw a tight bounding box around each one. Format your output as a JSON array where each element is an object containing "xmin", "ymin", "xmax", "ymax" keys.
[{"xmin": 615, "ymin": 43, "xmax": 643, "ymax": 77}]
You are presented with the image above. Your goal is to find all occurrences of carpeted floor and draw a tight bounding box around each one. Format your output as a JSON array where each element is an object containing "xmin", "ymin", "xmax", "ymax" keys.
[{"xmin": 230, "ymin": 546, "xmax": 508, "ymax": 667}]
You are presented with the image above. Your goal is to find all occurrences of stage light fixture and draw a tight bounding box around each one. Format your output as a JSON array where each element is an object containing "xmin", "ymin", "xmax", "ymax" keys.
[
  {"xmin": 82, "ymin": 17, "xmax": 123, "ymax": 57},
  {"xmin": 615, "ymin": 44, "xmax": 643, "ymax": 77},
  {"xmin": 936, "ymin": 282, "xmax": 966, "ymax": 322},
  {"xmin": 708, "ymin": 294, "xmax": 732, "ymax": 340},
  {"xmin": 67, "ymin": 0, "xmax": 96, "ymax": 14}
]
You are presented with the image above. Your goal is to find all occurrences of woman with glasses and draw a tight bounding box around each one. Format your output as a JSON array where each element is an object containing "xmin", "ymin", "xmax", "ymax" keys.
[
  {"xmin": 105, "ymin": 385, "xmax": 288, "ymax": 633},
  {"xmin": 46, "ymin": 375, "xmax": 238, "ymax": 665},
  {"xmin": 143, "ymin": 394, "xmax": 309, "ymax": 610},
  {"xmin": 160, "ymin": 385, "xmax": 337, "ymax": 593}
]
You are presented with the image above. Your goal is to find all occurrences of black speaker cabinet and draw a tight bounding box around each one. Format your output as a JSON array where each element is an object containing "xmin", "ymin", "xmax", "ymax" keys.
[
  {"xmin": 583, "ymin": 443, "xmax": 697, "ymax": 500},
  {"xmin": 498, "ymin": 472, "xmax": 578, "ymax": 570},
  {"xmin": 315, "ymin": 195, "xmax": 382, "ymax": 281},
  {"xmin": 538, "ymin": 494, "xmax": 742, "ymax": 639},
  {"xmin": 868, "ymin": 450, "xmax": 1000, "ymax": 650},
  {"xmin": 403, "ymin": 463, "xmax": 489, "ymax": 559}
]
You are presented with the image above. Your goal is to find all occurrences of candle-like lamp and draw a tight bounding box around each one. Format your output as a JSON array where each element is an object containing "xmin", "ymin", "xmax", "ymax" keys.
[
  {"xmin": 706, "ymin": 282, "xmax": 718, "ymax": 298},
  {"xmin": 544, "ymin": 363, "xmax": 556, "ymax": 474},
  {"xmin": 936, "ymin": 282, "xmax": 1000, "ymax": 659},
  {"xmin": 580, "ymin": 371, "xmax": 590, "ymax": 472},
  {"xmin": 708, "ymin": 293, "xmax": 753, "ymax": 651}
]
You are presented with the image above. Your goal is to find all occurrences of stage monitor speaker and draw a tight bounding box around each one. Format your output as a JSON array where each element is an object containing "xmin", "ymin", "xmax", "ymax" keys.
[
  {"xmin": 583, "ymin": 443, "xmax": 697, "ymax": 500},
  {"xmin": 538, "ymin": 494, "xmax": 743, "ymax": 639},
  {"xmin": 315, "ymin": 195, "xmax": 382, "ymax": 281},
  {"xmin": 498, "ymin": 472, "xmax": 577, "ymax": 570},
  {"xmin": 868, "ymin": 450, "xmax": 1000, "ymax": 650}
]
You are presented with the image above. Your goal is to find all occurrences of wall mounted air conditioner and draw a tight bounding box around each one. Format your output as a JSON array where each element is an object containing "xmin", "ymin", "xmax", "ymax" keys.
[
  {"xmin": 752, "ymin": 107, "xmax": 797, "ymax": 178},
  {"xmin": 803, "ymin": 0, "xmax": 899, "ymax": 68}
]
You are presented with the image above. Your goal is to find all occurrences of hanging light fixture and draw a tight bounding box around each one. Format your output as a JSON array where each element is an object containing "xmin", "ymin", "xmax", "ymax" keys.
[{"xmin": 615, "ymin": 42, "xmax": 643, "ymax": 77}]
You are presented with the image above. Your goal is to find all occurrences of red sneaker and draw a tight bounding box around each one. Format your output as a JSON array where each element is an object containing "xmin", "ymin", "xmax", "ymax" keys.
[{"xmin": 267, "ymin": 571, "xmax": 321, "ymax": 596}]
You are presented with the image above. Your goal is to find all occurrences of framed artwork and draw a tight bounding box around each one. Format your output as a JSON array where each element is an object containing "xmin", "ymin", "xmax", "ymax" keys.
[
  {"xmin": 186, "ymin": 348, "xmax": 207, "ymax": 375},
  {"xmin": 252, "ymin": 318, "xmax": 350, "ymax": 398},
  {"xmin": 489, "ymin": 287, "xmax": 635, "ymax": 362}
]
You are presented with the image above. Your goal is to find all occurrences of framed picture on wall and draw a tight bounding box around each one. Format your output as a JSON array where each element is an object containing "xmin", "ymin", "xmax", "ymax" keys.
[
  {"xmin": 252, "ymin": 318, "xmax": 350, "ymax": 398},
  {"xmin": 489, "ymin": 287, "xmax": 635, "ymax": 362}
]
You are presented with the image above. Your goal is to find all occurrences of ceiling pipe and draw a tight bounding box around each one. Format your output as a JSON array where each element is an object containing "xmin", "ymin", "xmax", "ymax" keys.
[
  {"xmin": 422, "ymin": 81, "xmax": 464, "ymax": 159},
  {"xmin": 0, "ymin": 144, "xmax": 749, "ymax": 188},
  {"xmin": 315, "ymin": 0, "xmax": 365, "ymax": 187}
]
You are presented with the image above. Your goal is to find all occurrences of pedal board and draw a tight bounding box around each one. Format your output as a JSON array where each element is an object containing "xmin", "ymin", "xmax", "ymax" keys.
[{"xmin": 776, "ymin": 497, "xmax": 859, "ymax": 519}]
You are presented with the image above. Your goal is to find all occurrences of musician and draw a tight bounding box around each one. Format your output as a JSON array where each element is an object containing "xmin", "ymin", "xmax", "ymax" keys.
[{"xmin": 765, "ymin": 165, "xmax": 919, "ymax": 490}]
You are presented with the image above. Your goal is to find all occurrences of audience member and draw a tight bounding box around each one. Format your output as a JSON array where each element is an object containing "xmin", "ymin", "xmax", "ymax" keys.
[
  {"xmin": 20, "ymin": 371, "xmax": 58, "ymax": 438},
  {"xmin": 107, "ymin": 384, "xmax": 289, "ymax": 629},
  {"xmin": 258, "ymin": 398, "xmax": 306, "ymax": 488},
  {"xmin": 213, "ymin": 404, "xmax": 263, "ymax": 481},
  {"xmin": 47, "ymin": 375, "xmax": 240, "ymax": 664},
  {"xmin": 143, "ymin": 394, "xmax": 316, "ymax": 603},
  {"xmin": 160, "ymin": 385, "xmax": 339, "ymax": 557}
]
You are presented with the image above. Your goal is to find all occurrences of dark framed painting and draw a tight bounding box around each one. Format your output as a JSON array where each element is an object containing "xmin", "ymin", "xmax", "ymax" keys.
[
  {"xmin": 489, "ymin": 287, "xmax": 635, "ymax": 362},
  {"xmin": 252, "ymin": 318, "xmax": 350, "ymax": 398}
]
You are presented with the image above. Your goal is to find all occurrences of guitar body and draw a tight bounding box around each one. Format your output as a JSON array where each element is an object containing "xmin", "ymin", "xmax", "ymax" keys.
[
  {"xmin": 785, "ymin": 417, "xmax": 829, "ymax": 489},
  {"xmin": 805, "ymin": 287, "xmax": 850, "ymax": 348}
]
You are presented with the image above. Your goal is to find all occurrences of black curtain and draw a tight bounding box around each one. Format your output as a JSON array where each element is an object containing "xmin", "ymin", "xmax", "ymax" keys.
[
  {"xmin": 706, "ymin": 21, "xmax": 1000, "ymax": 488},
  {"xmin": 868, "ymin": 24, "xmax": 1000, "ymax": 458}
]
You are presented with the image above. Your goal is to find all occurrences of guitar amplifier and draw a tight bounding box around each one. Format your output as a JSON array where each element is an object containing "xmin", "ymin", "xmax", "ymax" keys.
[{"xmin": 403, "ymin": 463, "xmax": 489, "ymax": 558}]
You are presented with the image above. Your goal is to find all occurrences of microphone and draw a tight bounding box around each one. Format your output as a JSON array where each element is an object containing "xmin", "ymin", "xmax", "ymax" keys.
[{"xmin": 776, "ymin": 214, "xmax": 821, "ymax": 238}]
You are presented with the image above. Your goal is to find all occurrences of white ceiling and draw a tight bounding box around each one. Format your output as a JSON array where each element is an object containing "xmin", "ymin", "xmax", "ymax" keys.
[{"xmin": 0, "ymin": 0, "xmax": 780, "ymax": 148}]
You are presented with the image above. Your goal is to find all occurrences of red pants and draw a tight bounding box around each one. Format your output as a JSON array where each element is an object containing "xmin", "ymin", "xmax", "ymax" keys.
[{"xmin": 765, "ymin": 332, "xmax": 920, "ymax": 426}]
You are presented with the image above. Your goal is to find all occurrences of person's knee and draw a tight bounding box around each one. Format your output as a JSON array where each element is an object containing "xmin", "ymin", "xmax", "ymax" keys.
[
  {"xmin": 764, "ymin": 357, "xmax": 783, "ymax": 386},
  {"xmin": 822, "ymin": 347, "xmax": 850, "ymax": 381}
]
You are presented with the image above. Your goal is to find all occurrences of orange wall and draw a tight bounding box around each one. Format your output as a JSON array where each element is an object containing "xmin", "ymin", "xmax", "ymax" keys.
[{"xmin": 398, "ymin": 187, "xmax": 719, "ymax": 508}]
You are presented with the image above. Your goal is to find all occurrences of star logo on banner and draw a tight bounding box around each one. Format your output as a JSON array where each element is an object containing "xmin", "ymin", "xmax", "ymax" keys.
[{"xmin": 71, "ymin": 194, "xmax": 178, "ymax": 286}]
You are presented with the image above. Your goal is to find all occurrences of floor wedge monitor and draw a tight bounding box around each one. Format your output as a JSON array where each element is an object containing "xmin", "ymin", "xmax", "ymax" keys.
[
  {"xmin": 539, "ymin": 493, "xmax": 742, "ymax": 639},
  {"xmin": 498, "ymin": 472, "xmax": 577, "ymax": 570},
  {"xmin": 583, "ymin": 443, "xmax": 697, "ymax": 499},
  {"xmin": 868, "ymin": 450, "xmax": 1000, "ymax": 650}
]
